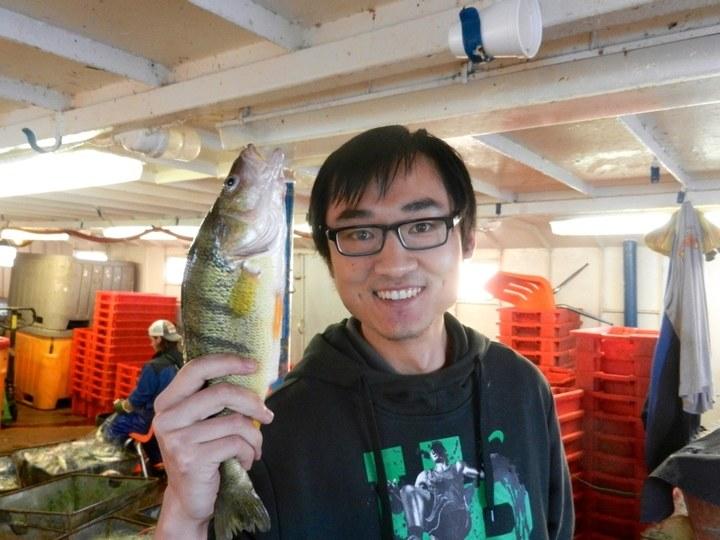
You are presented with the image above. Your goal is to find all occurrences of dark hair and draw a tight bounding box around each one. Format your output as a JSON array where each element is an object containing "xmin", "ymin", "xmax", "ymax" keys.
[
  {"xmin": 307, "ymin": 125, "xmax": 476, "ymax": 264},
  {"xmin": 156, "ymin": 338, "xmax": 180, "ymax": 353}
]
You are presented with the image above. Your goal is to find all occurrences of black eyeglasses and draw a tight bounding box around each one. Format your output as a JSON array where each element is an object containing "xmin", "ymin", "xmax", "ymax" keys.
[{"xmin": 325, "ymin": 214, "xmax": 461, "ymax": 257}]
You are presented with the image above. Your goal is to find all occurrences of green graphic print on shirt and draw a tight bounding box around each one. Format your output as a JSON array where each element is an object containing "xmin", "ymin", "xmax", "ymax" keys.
[{"xmin": 364, "ymin": 435, "xmax": 533, "ymax": 539}]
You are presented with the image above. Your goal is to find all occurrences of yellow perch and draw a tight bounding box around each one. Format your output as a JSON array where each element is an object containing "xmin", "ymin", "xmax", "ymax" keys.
[{"xmin": 181, "ymin": 145, "xmax": 287, "ymax": 539}]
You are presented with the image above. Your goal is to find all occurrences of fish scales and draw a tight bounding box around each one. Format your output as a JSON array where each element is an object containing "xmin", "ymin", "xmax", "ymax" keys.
[{"xmin": 180, "ymin": 144, "xmax": 287, "ymax": 539}]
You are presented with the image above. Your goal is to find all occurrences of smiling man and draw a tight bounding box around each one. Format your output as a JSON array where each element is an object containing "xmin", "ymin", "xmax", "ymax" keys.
[{"xmin": 154, "ymin": 126, "xmax": 574, "ymax": 540}]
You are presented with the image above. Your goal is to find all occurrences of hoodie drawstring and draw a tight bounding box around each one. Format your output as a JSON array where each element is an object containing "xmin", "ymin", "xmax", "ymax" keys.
[
  {"xmin": 472, "ymin": 358, "xmax": 497, "ymax": 524},
  {"xmin": 360, "ymin": 376, "xmax": 395, "ymax": 540}
]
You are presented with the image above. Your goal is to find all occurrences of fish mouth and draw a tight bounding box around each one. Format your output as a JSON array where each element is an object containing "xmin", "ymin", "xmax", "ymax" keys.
[{"xmin": 374, "ymin": 287, "xmax": 423, "ymax": 301}]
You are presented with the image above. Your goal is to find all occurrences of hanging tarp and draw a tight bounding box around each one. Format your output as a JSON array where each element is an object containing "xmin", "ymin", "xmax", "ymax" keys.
[{"xmin": 641, "ymin": 201, "xmax": 715, "ymax": 522}]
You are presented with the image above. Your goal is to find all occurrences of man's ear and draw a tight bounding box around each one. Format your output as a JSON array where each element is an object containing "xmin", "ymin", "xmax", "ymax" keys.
[{"xmin": 462, "ymin": 229, "xmax": 476, "ymax": 259}]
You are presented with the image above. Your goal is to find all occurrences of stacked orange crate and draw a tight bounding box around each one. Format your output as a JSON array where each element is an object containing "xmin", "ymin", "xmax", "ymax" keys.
[
  {"xmin": 572, "ymin": 326, "xmax": 658, "ymax": 540},
  {"xmin": 498, "ymin": 307, "xmax": 581, "ymax": 368},
  {"xmin": 497, "ymin": 307, "xmax": 585, "ymax": 537},
  {"xmin": 69, "ymin": 291, "xmax": 178, "ymax": 419},
  {"xmin": 114, "ymin": 361, "xmax": 146, "ymax": 398},
  {"xmin": 553, "ymin": 386, "xmax": 586, "ymax": 538}
]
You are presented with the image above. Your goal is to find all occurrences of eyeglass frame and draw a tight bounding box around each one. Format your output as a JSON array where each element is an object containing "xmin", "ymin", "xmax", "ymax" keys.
[{"xmin": 324, "ymin": 214, "xmax": 462, "ymax": 257}]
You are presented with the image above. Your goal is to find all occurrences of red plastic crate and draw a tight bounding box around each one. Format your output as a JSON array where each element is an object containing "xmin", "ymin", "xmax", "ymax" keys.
[
  {"xmin": 591, "ymin": 411, "xmax": 645, "ymax": 440},
  {"xmin": 554, "ymin": 388, "xmax": 584, "ymax": 416},
  {"xmin": 588, "ymin": 451, "xmax": 646, "ymax": 480},
  {"xmin": 499, "ymin": 307, "xmax": 581, "ymax": 325},
  {"xmin": 593, "ymin": 372, "xmax": 650, "ymax": 399},
  {"xmin": 115, "ymin": 361, "xmax": 145, "ymax": 398},
  {"xmin": 499, "ymin": 319, "xmax": 581, "ymax": 339},
  {"xmin": 589, "ymin": 392, "xmax": 644, "ymax": 418},
  {"xmin": 587, "ymin": 471, "xmax": 644, "ymax": 496},
  {"xmin": 518, "ymin": 348, "xmax": 575, "ymax": 367},
  {"xmin": 591, "ymin": 431, "xmax": 644, "ymax": 461},
  {"xmin": 586, "ymin": 512, "xmax": 645, "ymax": 540},
  {"xmin": 71, "ymin": 394, "xmax": 113, "ymax": 420},
  {"xmin": 566, "ymin": 450, "xmax": 584, "ymax": 475},
  {"xmin": 573, "ymin": 326, "xmax": 657, "ymax": 367},
  {"xmin": 92, "ymin": 351, "xmax": 150, "ymax": 368},
  {"xmin": 562, "ymin": 430, "xmax": 584, "ymax": 455},
  {"xmin": 500, "ymin": 334, "xmax": 576, "ymax": 354},
  {"xmin": 587, "ymin": 491, "xmax": 640, "ymax": 521},
  {"xmin": 558, "ymin": 410, "xmax": 585, "ymax": 437},
  {"xmin": 95, "ymin": 290, "xmax": 177, "ymax": 306},
  {"xmin": 541, "ymin": 366, "xmax": 576, "ymax": 388}
]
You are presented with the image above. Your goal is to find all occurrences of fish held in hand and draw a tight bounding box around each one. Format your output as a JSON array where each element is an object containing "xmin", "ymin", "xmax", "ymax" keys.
[{"xmin": 181, "ymin": 145, "xmax": 288, "ymax": 539}]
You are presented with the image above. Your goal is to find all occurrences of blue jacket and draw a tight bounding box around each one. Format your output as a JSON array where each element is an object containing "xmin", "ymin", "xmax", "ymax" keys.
[{"xmin": 129, "ymin": 348, "xmax": 184, "ymax": 419}]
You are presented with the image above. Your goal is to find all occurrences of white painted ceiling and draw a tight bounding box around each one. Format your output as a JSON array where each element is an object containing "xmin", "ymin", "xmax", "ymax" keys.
[{"xmin": 1, "ymin": 0, "xmax": 720, "ymax": 248}]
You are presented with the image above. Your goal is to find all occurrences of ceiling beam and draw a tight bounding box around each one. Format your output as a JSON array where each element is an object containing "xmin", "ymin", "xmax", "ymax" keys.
[
  {"xmin": 2, "ymin": 10, "xmax": 720, "ymax": 150},
  {"xmin": 471, "ymin": 177, "xmax": 516, "ymax": 202},
  {"xmin": 618, "ymin": 114, "xmax": 697, "ymax": 190},
  {"xmin": 188, "ymin": 0, "xmax": 304, "ymax": 50},
  {"xmin": 0, "ymin": 7, "xmax": 169, "ymax": 87},
  {"xmin": 216, "ymin": 30, "xmax": 720, "ymax": 150},
  {"xmin": 476, "ymin": 186, "xmax": 720, "ymax": 218},
  {"xmin": 476, "ymin": 134, "xmax": 595, "ymax": 195},
  {"xmin": 0, "ymin": 76, "xmax": 70, "ymax": 111}
]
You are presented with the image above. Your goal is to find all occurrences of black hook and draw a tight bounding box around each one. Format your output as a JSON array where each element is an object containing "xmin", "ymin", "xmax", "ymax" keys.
[{"xmin": 21, "ymin": 127, "xmax": 63, "ymax": 153}]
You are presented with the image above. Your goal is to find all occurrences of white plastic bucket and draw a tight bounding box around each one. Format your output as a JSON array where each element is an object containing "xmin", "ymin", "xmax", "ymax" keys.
[{"xmin": 448, "ymin": 0, "xmax": 542, "ymax": 60}]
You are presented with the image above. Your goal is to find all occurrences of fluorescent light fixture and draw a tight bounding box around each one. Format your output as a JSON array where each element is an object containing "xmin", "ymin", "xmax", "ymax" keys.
[
  {"xmin": 1, "ymin": 229, "xmax": 69, "ymax": 242},
  {"xmin": 0, "ymin": 245, "xmax": 17, "ymax": 268},
  {"xmin": 550, "ymin": 212, "xmax": 672, "ymax": 236},
  {"xmin": 103, "ymin": 225, "xmax": 199, "ymax": 241},
  {"xmin": 0, "ymin": 149, "xmax": 143, "ymax": 198},
  {"xmin": 165, "ymin": 256, "xmax": 187, "ymax": 285},
  {"xmin": 458, "ymin": 260, "xmax": 499, "ymax": 304},
  {"xmin": 73, "ymin": 250, "xmax": 108, "ymax": 262}
]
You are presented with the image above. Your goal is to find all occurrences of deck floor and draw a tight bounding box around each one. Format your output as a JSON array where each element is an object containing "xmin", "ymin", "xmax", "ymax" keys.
[{"xmin": 0, "ymin": 403, "xmax": 97, "ymax": 454}]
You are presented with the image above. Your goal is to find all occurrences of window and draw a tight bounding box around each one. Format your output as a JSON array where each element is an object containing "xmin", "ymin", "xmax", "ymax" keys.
[
  {"xmin": 457, "ymin": 260, "xmax": 499, "ymax": 304},
  {"xmin": 165, "ymin": 256, "xmax": 187, "ymax": 285}
]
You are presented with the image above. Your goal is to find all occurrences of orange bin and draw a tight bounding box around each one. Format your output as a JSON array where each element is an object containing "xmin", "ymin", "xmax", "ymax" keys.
[
  {"xmin": 0, "ymin": 337, "xmax": 8, "ymax": 423},
  {"xmin": 14, "ymin": 331, "xmax": 72, "ymax": 410},
  {"xmin": 485, "ymin": 271, "xmax": 555, "ymax": 310}
]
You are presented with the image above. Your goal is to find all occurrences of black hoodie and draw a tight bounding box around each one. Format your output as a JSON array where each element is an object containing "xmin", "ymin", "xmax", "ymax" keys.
[{"xmin": 241, "ymin": 314, "xmax": 573, "ymax": 539}]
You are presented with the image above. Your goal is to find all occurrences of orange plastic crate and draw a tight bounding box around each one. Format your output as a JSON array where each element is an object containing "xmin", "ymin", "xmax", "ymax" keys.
[
  {"xmin": 588, "ymin": 451, "xmax": 646, "ymax": 480},
  {"xmin": 520, "ymin": 348, "xmax": 575, "ymax": 367},
  {"xmin": 499, "ymin": 334, "xmax": 576, "ymax": 354},
  {"xmin": 589, "ymin": 391, "xmax": 644, "ymax": 417},
  {"xmin": 95, "ymin": 291, "xmax": 177, "ymax": 306},
  {"xmin": 499, "ymin": 319, "xmax": 581, "ymax": 339},
  {"xmin": 593, "ymin": 372, "xmax": 650, "ymax": 398},
  {"xmin": 562, "ymin": 430, "xmax": 584, "ymax": 455},
  {"xmin": 554, "ymin": 388, "xmax": 584, "ymax": 416},
  {"xmin": 592, "ymin": 432, "xmax": 644, "ymax": 460},
  {"xmin": 558, "ymin": 410, "xmax": 585, "ymax": 437},
  {"xmin": 591, "ymin": 411, "xmax": 645, "ymax": 440},
  {"xmin": 542, "ymin": 366, "xmax": 576, "ymax": 388},
  {"xmin": 115, "ymin": 361, "xmax": 145, "ymax": 398},
  {"xmin": 587, "ymin": 471, "xmax": 644, "ymax": 496},
  {"xmin": 498, "ymin": 307, "xmax": 580, "ymax": 325}
]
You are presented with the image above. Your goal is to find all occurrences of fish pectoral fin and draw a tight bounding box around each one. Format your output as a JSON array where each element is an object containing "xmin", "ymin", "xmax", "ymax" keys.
[{"xmin": 229, "ymin": 263, "xmax": 262, "ymax": 316}]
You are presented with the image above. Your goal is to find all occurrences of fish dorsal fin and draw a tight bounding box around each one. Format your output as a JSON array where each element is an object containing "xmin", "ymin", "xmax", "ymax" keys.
[{"xmin": 229, "ymin": 262, "xmax": 261, "ymax": 316}]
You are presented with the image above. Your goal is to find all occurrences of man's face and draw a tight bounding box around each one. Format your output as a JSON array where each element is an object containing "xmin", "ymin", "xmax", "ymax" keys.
[{"xmin": 325, "ymin": 156, "xmax": 475, "ymax": 350}]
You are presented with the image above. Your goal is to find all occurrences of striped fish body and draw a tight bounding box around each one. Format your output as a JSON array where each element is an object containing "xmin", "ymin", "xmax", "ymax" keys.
[{"xmin": 181, "ymin": 145, "xmax": 287, "ymax": 539}]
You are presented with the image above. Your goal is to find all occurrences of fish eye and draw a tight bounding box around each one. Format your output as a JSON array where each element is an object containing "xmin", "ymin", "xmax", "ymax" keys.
[{"xmin": 224, "ymin": 175, "xmax": 239, "ymax": 190}]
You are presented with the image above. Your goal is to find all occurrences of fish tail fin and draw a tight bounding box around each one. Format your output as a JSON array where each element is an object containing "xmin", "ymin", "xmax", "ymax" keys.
[{"xmin": 214, "ymin": 458, "xmax": 270, "ymax": 539}]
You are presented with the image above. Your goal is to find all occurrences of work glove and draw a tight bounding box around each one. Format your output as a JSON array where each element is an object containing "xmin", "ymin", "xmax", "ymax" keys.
[{"xmin": 113, "ymin": 399, "xmax": 128, "ymax": 414}]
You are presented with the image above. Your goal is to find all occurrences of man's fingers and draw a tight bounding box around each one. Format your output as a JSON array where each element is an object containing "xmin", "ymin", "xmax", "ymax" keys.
[
  {"xmin": 154, "ymin": 354, "xmax": 258, "ymax": 412},
  {"xmin": 154, "ymin": 382, "xmax": 273, "ymax": 435}
]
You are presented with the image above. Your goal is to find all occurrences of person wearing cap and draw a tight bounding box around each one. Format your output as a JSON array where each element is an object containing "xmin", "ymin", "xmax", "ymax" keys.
[{"xmin": 104, "ymin": 319, "xmax": 184, "ymax": 448}]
